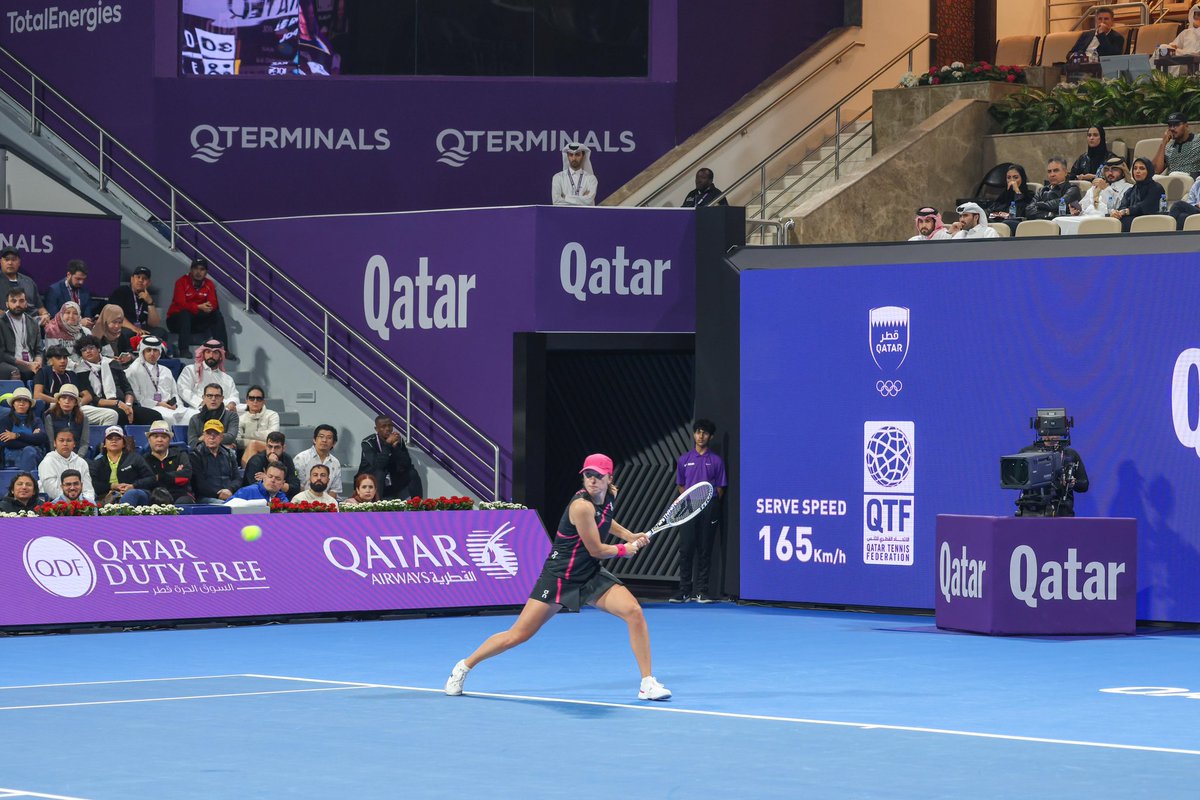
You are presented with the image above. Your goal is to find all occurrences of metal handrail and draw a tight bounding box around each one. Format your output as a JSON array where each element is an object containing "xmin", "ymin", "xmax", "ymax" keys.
[
  {"xmin": 753, "ymin": 109, "xmax": 873, "ymax": 216},
  {"xmin": 0, "ymin": 44, "xmax": 503, "ymax": 500},
  {"xmin": 745, "ymin": 217, "xmax": 794, "ymax": 245},
  {"xmin": 1050, "ymin": 2, "xmax": 1149, "ymax": 31},
  {"xmin": 698, "ymin": 33, "xmax": 937, "ymax": 212},
  {"xmin": 638, "ymin": 39, "xmax": 865, "ymax": 207}
]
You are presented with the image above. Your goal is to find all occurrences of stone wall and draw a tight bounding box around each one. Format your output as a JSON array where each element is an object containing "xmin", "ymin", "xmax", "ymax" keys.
[
  {"xmin": 788, "ymin": 98, "xmax": 994, "ymax": 244},
  {"xmin": 983, "ymin": 124, "xmax": 1165, "ymax": 176}
]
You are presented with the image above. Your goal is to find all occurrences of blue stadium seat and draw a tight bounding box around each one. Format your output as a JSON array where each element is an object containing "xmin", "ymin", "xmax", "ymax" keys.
[
  {"xmin": 162, "ymin": 358, "xmax": 185, "ymax": 380},
  {"xmin": 0, "ymin": 468, "xmax": 25, "ymax": 493},
  {"xmin": 173, "ymin": 424, "xmax": 188, "ymax": 445},
  {"xmin": 0, "ymin": 380, "xmax": 24, "ymax": 395},
  {"xmin": 127, "ymin": 425, "xmax": 151, "ymax": 451}
]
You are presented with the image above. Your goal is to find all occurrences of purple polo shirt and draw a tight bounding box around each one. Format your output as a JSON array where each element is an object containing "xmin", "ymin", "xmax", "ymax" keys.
[{"xmin": 676, "ymin": 448, "xmax": 727, "ymax": 490}]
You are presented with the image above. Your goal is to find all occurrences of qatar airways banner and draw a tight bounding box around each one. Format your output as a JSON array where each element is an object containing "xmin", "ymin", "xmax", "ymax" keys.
[
  {"xmin": 1, "ymin": 510, "xmax": 550, "ymax": 627},
  {"xmin": 741, "ymin": 251, "xmax": 1200, "ymax": 623},
  {"xmin": 0, "ymin": 210, "xmax": 121, "ymax": 295},
  {"xmin": 229, "ymin": 206, "xmax": 695, "ymax": 451}
]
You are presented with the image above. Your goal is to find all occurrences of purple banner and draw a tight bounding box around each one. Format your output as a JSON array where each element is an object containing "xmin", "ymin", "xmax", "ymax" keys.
[
  {"xmin": 935, "ymin": 515, "xmax": 1137, "ymax": 635},
  {"xmin": 229, "ymin": 206, "xmax": 695, "ymax": 452},
  {"xmin": 0, "ymin": 210, "xmax": 122, "ymax": 296},
  {"xmin": 1, "ymin": 510, "xmax": 551, "ymax": 627}
]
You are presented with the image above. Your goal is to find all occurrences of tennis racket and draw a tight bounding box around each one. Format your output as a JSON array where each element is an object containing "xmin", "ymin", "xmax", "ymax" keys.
[{"xmin": 645, "ymin": 481, "xmax": 715, "ymax": 539}]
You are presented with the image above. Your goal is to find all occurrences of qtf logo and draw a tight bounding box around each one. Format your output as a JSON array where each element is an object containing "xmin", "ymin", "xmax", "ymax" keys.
[
  {"xmin": 435, "ymin": 128, "xmax": 636, "ymax": 168},
  {"xmin": 864, "ymin": 423, "xmax": 914, "ymax": 492},
  {"xmin": 23, "ymin": 536, "xmax": 96, "ymax": 598},
  {"xmin": 1172, "ymin": 349, "xmax": 1200, "ymax": 456},
  {"xmin": 869, "ymin": 306, "xmax": 909, "ymax": 397},
  {"xmin": 465, "ymin": 522, "xmax": 519, "ymax": 580},
  {"xmin": 863, "ymin": 421, "xmax": 915, "ymax": 566}
]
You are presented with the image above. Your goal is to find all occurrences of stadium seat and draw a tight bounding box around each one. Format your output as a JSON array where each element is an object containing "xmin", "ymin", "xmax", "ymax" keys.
[
  {"xmin": 1110, "ymin": 140, "xmax": 1128, "ymax": 160},
  {"xmin": 988, "ymin": 222, "xmax": 1012, "ymax": 237},
  {"xmin": 994, "ymin": 35, "xmax": 1040, "ymax": 66},
  {"xmin": 1133, "ymin": 22, "xmax": 1182, "ymax": 55},
  {"xmin": 127, "ymin": 425, "xmax": 151, "ymax": 451},
  {"xmin": 1133, "ymin": 138, "xmax": 1160, "ymax": 164},
  {"xmin": 173, "ymin": 424, "xmax": 188, "ymax": 445},
  {"xmin": 1076, "ymin": 216, "xmax": 1122, "ymax": 235},
  {"xmin": 0, "ymin": 469, "xmax": 23, "ymax": 492},
  {"xmin": 1072, "ymin": 180, "xmax": 1092, "ymax": 196},
  {"xmin": 0, "ymin": 380, "xmax": 24, "ymax": 396},
  {"xmin": 1153, "ymin": 173, "xmax": 1189, "ymax": 202},
  {"xmin": 1183, "ymin": 214, "xmax": 1200, "ymax": 231},
  {"xmin": 1038, "ymin": 31, "xmax": 1080, "ymax": 65},
  {"xmin": 1130, "ymin": 214, "xmax": 1176, "ymax": 233},
  {"xmin": 1027, "ymin": 182, "xmax": 1043, "ymax": 194},
  {"xmin": 1015, "ymin": 220, "xmax": 1061, "ymax": 237}
]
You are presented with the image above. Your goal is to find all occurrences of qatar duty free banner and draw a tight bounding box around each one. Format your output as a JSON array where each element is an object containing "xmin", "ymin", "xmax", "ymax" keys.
[
  {"xmin": 740, "ymin": 252, "xmax": 1200, "ymax": 623},
  {"xmin": 3, "ymin": 510, "xmax": 550, "ymax": 627}
]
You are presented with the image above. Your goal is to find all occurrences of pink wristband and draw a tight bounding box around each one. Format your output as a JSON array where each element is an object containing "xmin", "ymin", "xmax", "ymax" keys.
[{"xmin": 616, "ymin": 544, "xmax": 627, "ymax": 558}]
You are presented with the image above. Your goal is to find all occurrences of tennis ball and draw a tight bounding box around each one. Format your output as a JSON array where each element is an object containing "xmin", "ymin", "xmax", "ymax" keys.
[{"xmin": 241, "ymin": 525, "xmax": 262, "ymax": 542}]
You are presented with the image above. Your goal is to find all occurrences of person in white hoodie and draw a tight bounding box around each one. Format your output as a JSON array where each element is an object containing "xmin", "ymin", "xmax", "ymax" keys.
[
  {"xmin": 1168, "ymin": 6, "xmax": 1200, "ymax": 59},
  {"xmin": 125, "ymin": 336, "xmax": 196, "ymax": 426},
  {"xmin": 907, "ymin": 206, "xmax": 952, "ymax": 241},
  {"xmin": 948, "ymin": 202, "xmax": 1000, "ymax": 239},
  {"xmin": 37, "ymin": 428, "xmax": 95, "ymax": 501},
  {"xmin": 551, "ymin": 142, "xmax": 597, "ymax": 206},
  {"xmin": 176, "ymin": 339, "xmax": 243, "ymax": 412}
]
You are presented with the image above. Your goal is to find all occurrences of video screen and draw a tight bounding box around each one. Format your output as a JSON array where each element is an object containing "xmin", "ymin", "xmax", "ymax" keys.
[{"xmin": 180, "ymin": 0, "xmax": 342, "ymax": 77}]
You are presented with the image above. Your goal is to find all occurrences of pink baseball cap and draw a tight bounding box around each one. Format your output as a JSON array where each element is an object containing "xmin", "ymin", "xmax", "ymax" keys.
[{"xmin": 579, "ymin": 454, "xmax": 614, "ymax": 475}]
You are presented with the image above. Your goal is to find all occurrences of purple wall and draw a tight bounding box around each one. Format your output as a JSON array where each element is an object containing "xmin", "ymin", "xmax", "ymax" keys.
[{"xmin": 0, "ymin": 211, "xmax": 121, "ymax": 296}]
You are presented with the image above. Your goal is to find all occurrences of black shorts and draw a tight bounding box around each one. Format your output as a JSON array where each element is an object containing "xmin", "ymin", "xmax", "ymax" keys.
[{"xmin": 529, "ymin": 566, "xmax": 623, "ymax": 612}]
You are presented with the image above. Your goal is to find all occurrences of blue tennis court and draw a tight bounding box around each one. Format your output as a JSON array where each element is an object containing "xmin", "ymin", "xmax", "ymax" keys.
[{"xmin": 0, "ymin": 604, "xmax": 1195, "ymax": 798}]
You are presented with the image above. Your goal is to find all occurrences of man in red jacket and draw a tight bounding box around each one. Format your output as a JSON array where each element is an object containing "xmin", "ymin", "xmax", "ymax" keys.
[{"xmin": 166, "ymin": 258, "xmax": 235, "ymax": 360}]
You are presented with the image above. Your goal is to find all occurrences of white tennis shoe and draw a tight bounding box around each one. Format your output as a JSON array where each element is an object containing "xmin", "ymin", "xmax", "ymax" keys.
[
  {"xmin": 638, "ymin": 676, "xmax": 671, "ymax": 701},
  {"xmin": 444, "ymin": 659, "xmax": 471, "ymax": 696}
]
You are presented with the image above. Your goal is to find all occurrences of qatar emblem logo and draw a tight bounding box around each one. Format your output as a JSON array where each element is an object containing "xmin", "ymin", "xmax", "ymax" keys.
[
  {"xmin": 466, "ymin": 522, "xmax": 519, "ymax": 580},
  {"xmin": 869, "ymin": 306, "xmax": 910, "ymax": 371}
]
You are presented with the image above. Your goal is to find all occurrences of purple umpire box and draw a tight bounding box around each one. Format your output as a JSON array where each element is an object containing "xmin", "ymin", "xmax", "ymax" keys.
[{"xmin": 935, "ymin": 515, "xmax": 1137, "ymax": 635}]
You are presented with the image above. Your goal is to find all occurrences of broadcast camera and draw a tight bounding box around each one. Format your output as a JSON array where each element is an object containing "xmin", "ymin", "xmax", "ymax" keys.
[{"xmin": 1000, "ymin": 408, "xmax": 1078, "ymax": 517}]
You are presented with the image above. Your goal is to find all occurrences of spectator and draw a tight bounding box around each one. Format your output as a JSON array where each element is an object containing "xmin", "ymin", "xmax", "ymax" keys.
[
  {"xmin": 551, "ymin": 142, "xmax": 597, "ymax": 206},
  {"xmin": 342, "ymin": 472, "xmax": 379, "ymax": 505},
  {"xmin": 294, "ymin": 424, "xmax": 342, "ymax": 497},
  {"xmin": 669, "ymin": 419, "xmax": 727, "ymax": 604},
  {"xmin": 93, "ymin": 304, "xmax": 137, "ymax": 367},
  {"xmin": 37, "ymin": 350, "xmax": 116, "ymax": 426},
  {"xmin": 1025, "ymin": 157, "xmax": 1082, "ymax": 220},
  {"xmin": 89, "ymin": 426, "xmax": 153, "ymax": 506},
  {"xmin": 986, "ymin": 165, "xmax": 1035, "ymax": 233},
  {"xmin": 51, "ymin": 469, "xmax": 91, "ymax": 504},
  {"xmin": 1153, "ymin": 113, "xmax": 1200, "ymax": 178},
  {"xmin": 1167, "ymin": 7, "xmax": 1200, "ymax": 57},
  {"xmin": 243, "ymin": 430, "xmax": 299, "ymax": 496},
  {"xmin": 43, "ymin": 259, "xmax": 96, "ymax": 322},
  {"xmin": 126, "ymin": 336, "xmax": 193, "ymax": 426},
  {"xmin": 166, "ymin": 257, "xmax": 233, "ymax": 359},
  {"xmin": 238, "ymin": 385, "xmax": 279, "ymax": 465},
  {"xmin": 228, "ymin": 461, "xmax": 289, "ymax": 503},
  {"xmin": 0, "ymin": 387, "xmax": 46, "ymax": 471},
  {"xmin": 1081, "ymin": 157, "xmax": 1131, "ymax": 217},
  {"xmin": 177, "ymin": 340, "xmax": 242, "ymax": 411},
  {"xmin": 187, "ymin": 382, "xmax": 239, "ymax": 448},
  {"xmin": 143, "ymin": 419, "xmax": 195, "ymax": 504},
  {"xmin": 42, "ymin": 303, "xmax": 91, "ymax": 369},
  {"xmin": 75, "ymin": 335, "xmax": 161, "ymax": 425},
  {"xmin": 948, "ymin": 202, "xmax": 999, "ymax": 239},
  {"xmin": 1068, "ymin": 7, "xmax": 1123, "ymax": 60},
  {"xmin": 1068, "ymin": 126, "xmax": 1113, "ymax": 181},
  {"xmin": 0, "ymin": 288, "xmax": 43, "ymax": 381},
  {"xmin": 0, "ymin": 248, "xmax": 48, "ymax": 324},
  {"xmin": 358, "ymin": 415, "xmax": 421, "ymax": 499},
  {"xmin": 38, "ymin": 429, "xmax": 95, "ymax": 501},
  {"xmin": 681, "ymin": 168, "xmax": 729, "ymax": 208},
  {"xmin": 42, "ymin": 385, "xmax": 92, "ymax": 454},
  {"xmin": 0, "ymin": 471, "xmax": 39, "ymax": 513},
  {"xmin": 908, "ymin": 207, "xmax": 951, "ymax": 241},
  {"xmin": 1170, "ymin": 174, "xmax": 1200, "ymax": 229},
  {"xmin": 1110, "ymin": 157, "xmax": 1166, "ymax": 232},
  {"xmin": 290, "ymin": 463, "xmax": 339, "ymax": 507},
  {"xmin": 190, "ymin": 419, "xmax": 239, "ymax": 503},
  {"xmin": 109, "ymin": 266, "xmax": 169, "ymax": 343}
]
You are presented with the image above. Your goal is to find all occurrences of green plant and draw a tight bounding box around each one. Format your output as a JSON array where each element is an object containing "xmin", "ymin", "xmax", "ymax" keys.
[{"xmin": 991, "ymin": 74, "xmax": 1200, "ymax": 133}]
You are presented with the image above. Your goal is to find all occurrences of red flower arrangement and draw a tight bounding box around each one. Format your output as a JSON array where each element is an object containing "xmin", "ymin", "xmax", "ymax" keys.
[
  {"xmin": 914, "ymin": 61, "xmax": 1024, "ymax": 87},
  {"xmin": 35, "ymin": 499, "xmax": 97, "ymax": 517},
  {"xmin": 270, "ymin": 498, "xmax": 338, "ymax": 513}
]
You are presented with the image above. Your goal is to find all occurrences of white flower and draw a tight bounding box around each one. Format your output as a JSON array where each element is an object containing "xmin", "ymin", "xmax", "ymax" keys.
[
  {"xmin": 899, "ymin": 72, "xmax": 918, "ymax": 88},
  {"xmin": 951, "ymin": 61, "xmax": 965, "ymax": 70},
  {"xmin": 939, "ymin": 65, "xmax": 952, "ymax": 73},
  {"xmin": 952, "ymin": 71, "xmax": 963, "ymax": 79},
  {"xmin": 478, "ymin": 501, "xmax": 528, "ymax": 510}
]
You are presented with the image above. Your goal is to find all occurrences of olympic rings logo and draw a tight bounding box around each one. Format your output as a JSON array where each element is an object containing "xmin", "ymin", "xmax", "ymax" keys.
[{"xmin": 876, "ymin": 380, "xmax": 903, "ymax": 397}]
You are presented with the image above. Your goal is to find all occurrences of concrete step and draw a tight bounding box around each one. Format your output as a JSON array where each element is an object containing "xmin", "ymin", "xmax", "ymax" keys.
[{"xmin": 278, "ymin": 410, "xmax": 301, "ymax": 426}]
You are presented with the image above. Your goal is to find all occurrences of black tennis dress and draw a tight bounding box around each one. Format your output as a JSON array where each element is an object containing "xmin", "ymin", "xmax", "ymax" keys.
[{"xmin": 529, "ymin": 488, "xmax": 624, "ymax": 611}]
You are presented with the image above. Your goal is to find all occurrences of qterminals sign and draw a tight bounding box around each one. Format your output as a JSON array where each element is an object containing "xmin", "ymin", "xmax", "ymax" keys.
[{"xmin": 741, "ymin": 254, "xmax": 1200, "ymax": 622}]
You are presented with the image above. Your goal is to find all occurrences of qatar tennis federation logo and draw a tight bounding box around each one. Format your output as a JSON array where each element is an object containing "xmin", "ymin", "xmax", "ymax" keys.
[
  {"xmin": 466, "ymin": 522, "xmax": 519, "ymax": 579},
  {"xmin": 864, "ymin": 424, "xmax": 914, "ymax": 491},
  {"xmin": 23, "ymin": 536, "xmax": 96, "ymax": 598},
  {"xmin": 863, "ymin": 421, "xmax": 915, "ymax": 566}
]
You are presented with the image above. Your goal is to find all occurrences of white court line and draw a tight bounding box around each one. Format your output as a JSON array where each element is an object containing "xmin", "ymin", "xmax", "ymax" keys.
[
  {"xmin": 243, "ymin": 673, "xmax": 1200, "ymax": 758},
  {"xmin": 0, "ymin": 686, "xmax": 366, "ymax": 712},
  {"xmin": 0, "ymin": 675, "xmax": 245, "ymax": 691},
  {"xmin": 0, "ymin": 789, "xmax": 93, "ymax": 800}
]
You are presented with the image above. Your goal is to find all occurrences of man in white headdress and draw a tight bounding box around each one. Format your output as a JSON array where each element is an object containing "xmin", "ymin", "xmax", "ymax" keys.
[
  {"xmin": 125, "ymin": 336, "xmax": 197, "ymax": 426},
  {"xmin": 551, "ymin": 142, "xmax": 598, "ymax": 206}
]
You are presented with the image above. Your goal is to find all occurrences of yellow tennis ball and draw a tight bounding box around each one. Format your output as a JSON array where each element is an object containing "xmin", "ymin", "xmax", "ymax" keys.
[{"xmin": 241, "ymin": 525, "xmax": 262, "ymax": 542}]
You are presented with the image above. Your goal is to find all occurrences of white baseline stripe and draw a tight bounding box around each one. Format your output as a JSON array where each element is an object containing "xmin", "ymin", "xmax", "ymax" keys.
[
  {"xmin": 243, "ymin": 674, "xmax": 1200, "ymax": 757},
  {"xmin": 0, "ymin": 686, "xmax": 365, "ymax": 712},
  {"xmin": 0, "ymin": 789, "xmax": 93, "ymax": 800},
  {"xmin": 0, "ymin": 675, "xmax": 246, "ymax": 691}
]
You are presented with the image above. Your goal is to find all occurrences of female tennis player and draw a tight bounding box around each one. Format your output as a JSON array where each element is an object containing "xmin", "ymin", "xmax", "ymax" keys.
[{"xmin": 445, "ymin": 453, "xmax": 671, "ymax": 701}]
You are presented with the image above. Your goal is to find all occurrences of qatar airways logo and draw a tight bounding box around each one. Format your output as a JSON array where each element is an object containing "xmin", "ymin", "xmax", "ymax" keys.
[
  {"xmin": 190, "ymin": 124, "xmax": 391, "ymax": 164},
  {"xmin": 436, "ymin": 128, "xmax": 635, "ymax": 168}
]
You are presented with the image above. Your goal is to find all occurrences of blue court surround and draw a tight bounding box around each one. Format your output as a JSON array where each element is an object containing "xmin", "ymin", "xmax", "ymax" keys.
[{"xmin": 0, "ymin": 605, "xmax": 1195, "ymax": 798}]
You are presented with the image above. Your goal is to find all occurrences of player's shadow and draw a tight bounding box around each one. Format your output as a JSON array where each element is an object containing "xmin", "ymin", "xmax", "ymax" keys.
[{"xmin": 463, "ymin": 693, "xmax": 624, "ymax": 719}]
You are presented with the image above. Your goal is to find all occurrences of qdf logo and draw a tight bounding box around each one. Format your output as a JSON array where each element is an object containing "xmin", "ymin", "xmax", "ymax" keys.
[{"xmin": 23, "ymin": 536, "xmax": 96, "ymax": 598}]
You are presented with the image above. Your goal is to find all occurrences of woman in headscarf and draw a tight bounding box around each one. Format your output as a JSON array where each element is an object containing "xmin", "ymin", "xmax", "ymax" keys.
[
  {"xmin": 42, "ymin": 301, "xmax": 90, "ymax": 368},
  {"xmin": 93, "ymin": 304, "xmax": 137, "ymax": 367},
  {"xmin": 1110, "ymin": 157, "xmax": 1165, "ymax": 232},
  {"xmin": 1068, "ymin": 126, "xmax": 1113, "ymax": 181},
  {"xmin": 987, "ymin": 163, "xmax": 1035, "ymax": 234}
]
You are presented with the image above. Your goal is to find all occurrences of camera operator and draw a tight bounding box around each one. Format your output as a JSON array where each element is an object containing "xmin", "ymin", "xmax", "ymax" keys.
[{"xmin": 1016, "ymin": 425, "xmax": 1089, "ymax": 517}]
